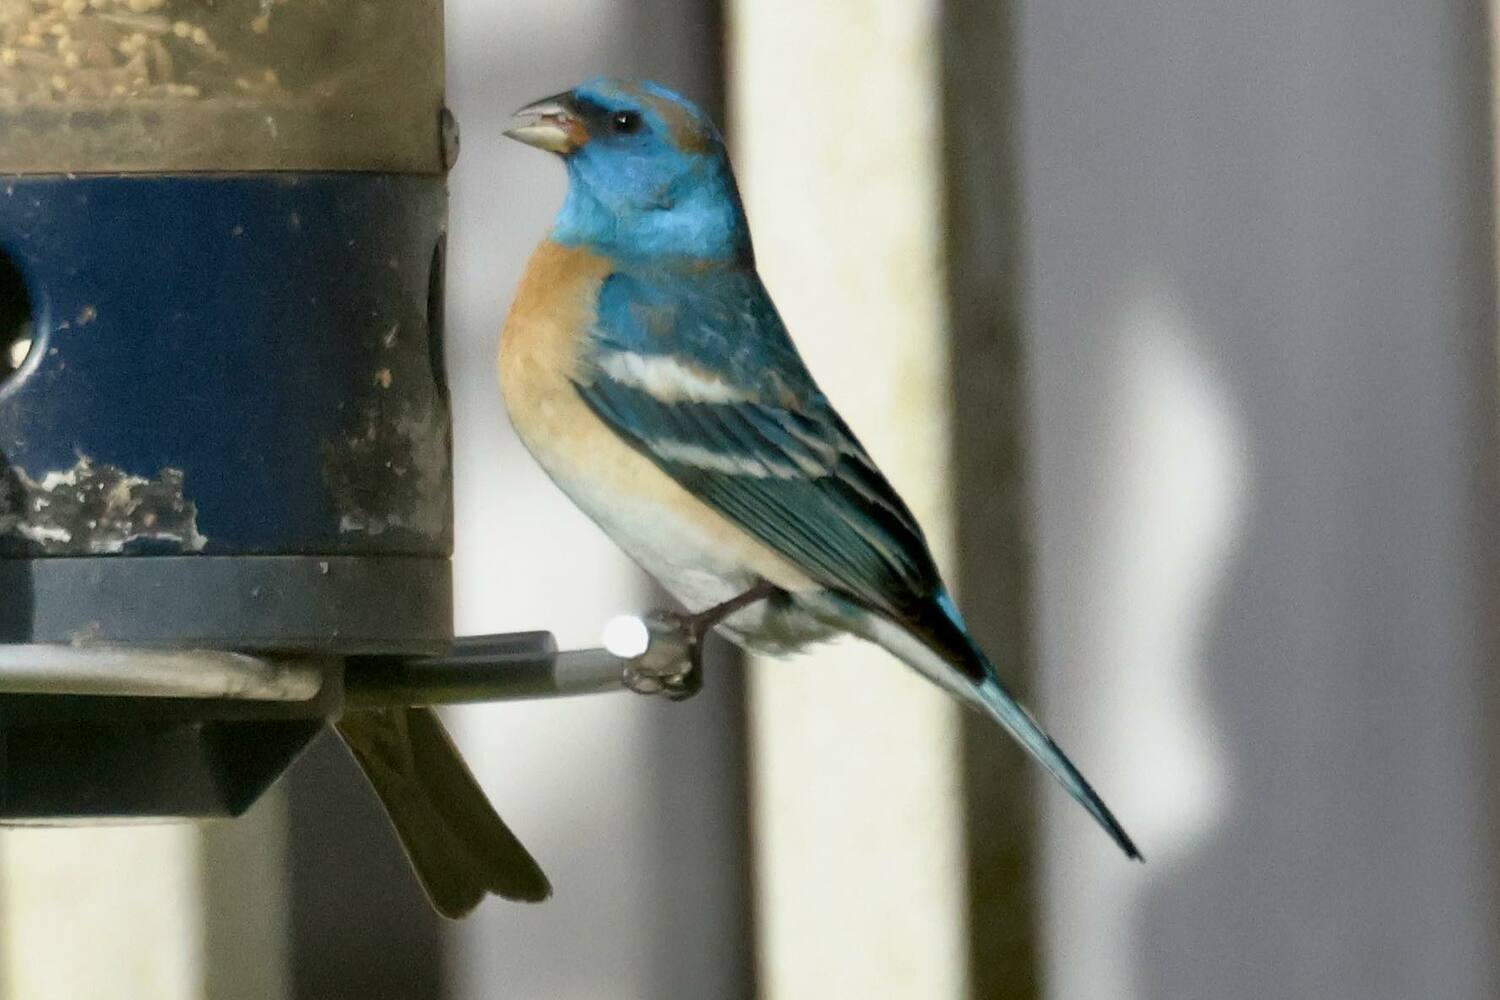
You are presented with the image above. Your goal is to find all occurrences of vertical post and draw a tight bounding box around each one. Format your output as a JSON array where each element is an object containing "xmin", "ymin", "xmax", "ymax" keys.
[
  {"xmin": 0, "ymin": 784, "xmax": 291, "ymax": 1000},
  {"xmin": 941, "ymin": 2, "xmax": 1042, "ymax": 996},
  {"xmin": 729, "ymin": 4, "xmax": 971, "ymax": 997},
  {"xmin": 200, "ymin": 794, "xmax": 293, "ymax": 1000},
  {"xmin": 0, "ymin": 827, "xmax": 205, "ymax": 998}
]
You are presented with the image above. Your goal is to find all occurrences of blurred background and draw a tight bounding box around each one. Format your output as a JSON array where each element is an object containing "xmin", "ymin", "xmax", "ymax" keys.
[{"xmin": 1, "ymin": 0, "xmax": 1497, "ymax": 997}]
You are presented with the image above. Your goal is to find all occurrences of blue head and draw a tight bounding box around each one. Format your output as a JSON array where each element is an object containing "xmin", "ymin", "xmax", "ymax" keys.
[{"xmin": 505, "ymin": 78, "xmax": 752, "ymax": 267}]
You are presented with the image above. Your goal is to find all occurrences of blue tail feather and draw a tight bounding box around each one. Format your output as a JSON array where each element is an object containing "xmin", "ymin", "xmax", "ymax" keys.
[{"xmin": 935, "ymin": 593, "xmax": 1142, "ymax": 860}]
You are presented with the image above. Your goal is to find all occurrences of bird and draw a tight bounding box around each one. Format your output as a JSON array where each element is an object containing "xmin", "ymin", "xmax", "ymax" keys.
[
  {"xmin": 498, "ymin": 77, "xmax": 1140, "ymax": 860},
  {"xmin": 336, "ymin": 706, "xmax": 551, "ymax": 917}
]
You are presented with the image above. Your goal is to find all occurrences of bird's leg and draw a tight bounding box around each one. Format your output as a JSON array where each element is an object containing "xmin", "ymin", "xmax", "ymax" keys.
[
  {"xmin": 687, "ymin": 580, "xmax": 779, "ymax": 640},
  {"xmin": 622, "ymin": 581, "xmax": 778, "ymax": 701}
]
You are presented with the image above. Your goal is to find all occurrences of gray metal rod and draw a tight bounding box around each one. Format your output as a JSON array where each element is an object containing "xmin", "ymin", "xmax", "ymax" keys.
[
  {"xmin": 0, "ymin": 616, "xmax": 693, "ymax": 708},
  {"xmin": 342, "ymin": 632, "xmax": 628, "ymax": 708},
  {"xmin": 0, "ymin": 645, "xmax": 323, "ymax": 701}
]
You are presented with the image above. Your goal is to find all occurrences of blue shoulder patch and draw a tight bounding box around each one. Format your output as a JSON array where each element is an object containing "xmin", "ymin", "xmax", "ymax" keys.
[{"xmin": 591, "ymin": 268, "xmax": 813, "ymax": 401}]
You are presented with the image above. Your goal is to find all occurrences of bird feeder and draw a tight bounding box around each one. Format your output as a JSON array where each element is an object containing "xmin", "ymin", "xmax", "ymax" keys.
[{"xmin": 0, "ymin": 0, "xmax": 686, "ymax": 820}]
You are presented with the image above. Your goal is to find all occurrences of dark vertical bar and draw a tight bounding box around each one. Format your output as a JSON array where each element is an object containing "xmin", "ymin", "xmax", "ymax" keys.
[
  {"xmin": 1475, "ymin": 4, "xmax": 1500, "ymax": 987},
  {"xmin": 940, "ymin": 2, "xmax": 1041, "ymax": 997},
  {"xmin": 286, "ymin": 732, "xmax": 445, "ymax": 1000},
  {"xmin": 200, "ymin": 793, "xmax": 291, "ymax": 1000}
]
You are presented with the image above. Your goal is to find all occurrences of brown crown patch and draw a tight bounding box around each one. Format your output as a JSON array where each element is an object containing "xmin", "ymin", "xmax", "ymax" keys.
[{"xmin": 617, "ymin": 82, "xmax": 716, "ymax": 155}]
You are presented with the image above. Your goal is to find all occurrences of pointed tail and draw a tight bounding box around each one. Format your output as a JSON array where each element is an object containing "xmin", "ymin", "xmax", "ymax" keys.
[
  {"xmin": 336, "ymin": 707, "xmax": 552, "ymax": 918},
  {"xmin": 934, "ymin": 592, "xmax": 1140, "ymax": 860},
  {"xmin": 971, "ymin": 672, "xmax": 1141, "ymax": 860},
  {"xmin": 832, "ymin": 590, "xmax": 1141, "ymax": 860}
]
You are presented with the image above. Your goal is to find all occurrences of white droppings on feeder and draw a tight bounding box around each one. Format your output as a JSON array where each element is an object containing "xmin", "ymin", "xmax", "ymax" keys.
[
  {"xmin": 602, "ymin": 615, "xmax": 650, "ymax": 660},
  {"xmin": 7, "ymin": 336, "xmax": 30, "ymax": 369}
]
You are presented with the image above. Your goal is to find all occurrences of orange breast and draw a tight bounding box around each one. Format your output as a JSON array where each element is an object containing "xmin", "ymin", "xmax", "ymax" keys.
[{"xmin": 498, "ymin": 239, "xmax": 610, "ymax": 401}]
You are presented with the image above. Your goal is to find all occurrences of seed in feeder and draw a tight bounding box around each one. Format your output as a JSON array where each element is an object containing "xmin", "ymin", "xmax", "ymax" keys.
[
  {"xmin": 61, "ymin": 51, "xmax": 77, "ymax": 67},
  {"xmin": 0, "ymin": 50, "xmax": 14, "ymax": 67},
  {"xmin": 170, "ymin": 20, "xmax": 189, "ymax": 38}
]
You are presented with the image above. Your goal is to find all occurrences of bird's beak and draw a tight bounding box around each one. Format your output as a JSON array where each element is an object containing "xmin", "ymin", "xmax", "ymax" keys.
[{"xmin": 504, "ymin": 92, "xmax": 587, "ymax": 154}]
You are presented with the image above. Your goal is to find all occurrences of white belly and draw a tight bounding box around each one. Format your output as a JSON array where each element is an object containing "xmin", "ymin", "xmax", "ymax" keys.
[
  {"xmin": 548, "ymin": 461, "xmax": 837, "ymax": 654},
  {"xmin": 558, "ymin": 461, "xmax": 757, "ymax": 609}
]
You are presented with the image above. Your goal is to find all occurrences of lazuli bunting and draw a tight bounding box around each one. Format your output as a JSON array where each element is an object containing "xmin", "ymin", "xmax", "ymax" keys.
[{"xmin": 500, "ymin": 78, "xmax": 1139, "ymax": 860}]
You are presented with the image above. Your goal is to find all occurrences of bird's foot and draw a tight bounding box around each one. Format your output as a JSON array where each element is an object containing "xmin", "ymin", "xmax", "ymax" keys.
[
  {"xmin": 620, "ymin": 610, "xmax": 703, "ymax": 701},
  {"xmin": 618, "ymin": 584, "xmax": 776, "ymax": 702}
]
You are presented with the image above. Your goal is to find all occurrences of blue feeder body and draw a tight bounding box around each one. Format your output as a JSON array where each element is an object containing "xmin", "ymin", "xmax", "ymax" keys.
[
  {"xmin": 0, "ymin": 174, "xmax": 450, "ymax": 557},
  {"xmin": 0, "ymin": 174, "xmax": 454, "ymax": 654}
]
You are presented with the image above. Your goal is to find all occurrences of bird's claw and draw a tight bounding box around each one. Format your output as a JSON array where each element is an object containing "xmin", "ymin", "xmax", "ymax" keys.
[{"xmin": 620, "ymin": 610, "xmax": 702, "ymax": 701}]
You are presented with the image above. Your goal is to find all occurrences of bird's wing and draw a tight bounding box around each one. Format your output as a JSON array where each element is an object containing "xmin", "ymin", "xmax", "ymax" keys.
[{"xmin": 574, "ymin": 268, "xmax": 951, "ymax": 632}]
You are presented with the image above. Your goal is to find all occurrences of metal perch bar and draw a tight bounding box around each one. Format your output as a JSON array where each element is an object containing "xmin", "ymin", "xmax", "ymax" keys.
[
  {"xmin": 0, "ymin": 614, "xmax": 698, "ymax": 707},
  {"xmin": 343, "ymin": 630, "xmax": 629, "ymax": 708},
  {"xmin": 0, "ymin": 645, "xmax": 324, "ymax": 701},
  {"xmin": 343, "ymin": 615, "xmax": 697, "ymax": 707}
]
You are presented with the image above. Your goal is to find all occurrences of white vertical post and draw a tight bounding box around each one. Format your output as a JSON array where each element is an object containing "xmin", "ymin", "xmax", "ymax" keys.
[
  {"xmin": 0, "ymin": 791, "xmax": 290, "ymax": 1000},
  {"xmin": 0, "ymin": 826, "xmax": 204, "ymax": 999},
  {"xmin": 729, "ymin": 4, "xmax": 971, "ymax": 997}
]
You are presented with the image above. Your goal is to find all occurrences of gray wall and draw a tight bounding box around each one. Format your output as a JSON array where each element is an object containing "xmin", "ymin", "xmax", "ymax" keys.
[{"xmin": 1011, "ymin": 1, "xmax": 1500, "ymax": 997}]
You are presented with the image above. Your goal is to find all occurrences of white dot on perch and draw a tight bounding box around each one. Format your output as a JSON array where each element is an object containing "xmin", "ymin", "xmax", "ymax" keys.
[{"xmin": 601, "ymin": 614, "xmax": 650, "ymax": 660}]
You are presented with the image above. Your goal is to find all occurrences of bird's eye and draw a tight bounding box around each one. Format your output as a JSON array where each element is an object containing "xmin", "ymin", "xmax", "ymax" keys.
[{"xmin": 609, "ymin": 111, "xmax": 643, "ymax": 135}]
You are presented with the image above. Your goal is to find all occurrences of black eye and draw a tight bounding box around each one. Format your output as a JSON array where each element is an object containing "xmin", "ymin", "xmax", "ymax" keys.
[{"xmin": 609, "ymin": 110, "xmax": 643, "ymax": 135}]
